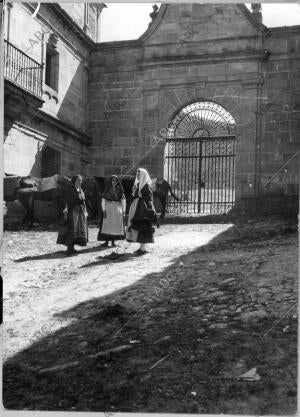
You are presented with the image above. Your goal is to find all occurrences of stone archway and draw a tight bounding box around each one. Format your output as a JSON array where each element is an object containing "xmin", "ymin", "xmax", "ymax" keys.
[{"xmin": 164, "ymin": 101, "xmax": 236, "ymax": 214}]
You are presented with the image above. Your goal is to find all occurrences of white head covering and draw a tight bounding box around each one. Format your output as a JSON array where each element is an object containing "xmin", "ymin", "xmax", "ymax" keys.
[{"xmin": 134, "ymin": 168, "xmax": 152, "ymax": 197}]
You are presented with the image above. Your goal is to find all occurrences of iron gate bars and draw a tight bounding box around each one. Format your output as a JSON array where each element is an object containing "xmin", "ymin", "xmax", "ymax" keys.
[{"xmin": 165, "ymin": 136, "xmax": 236, "ymax": 214}]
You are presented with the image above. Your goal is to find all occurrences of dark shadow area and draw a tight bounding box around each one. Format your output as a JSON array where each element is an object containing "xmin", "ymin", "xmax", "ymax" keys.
[
  {"xmin": 4, "ymin": 61, "xmax": 91, "ymax": 229},
  {"xmin": 4, "ymin": 222, "xmax": 57, "ymax": 232},
  {"xmin": 162, "ymin": 211, "xmax": 297, "ymax": 225},
  {"xmin": 56, "ymin": 62, "xmax": 87, "ymax": 134},
  {"xmin": 3, "ymin": 217, "xmax": 298, "ymax": 413},
  {"xmin": 5, "ymin": 220, "xmax": 100, "ymax": 232},
  {"xmin": 15, "ymin": 250, "xmax": 66, "ymax": 262},
  {"xmin": 80, "ymin": 252, "xmax": 142, "ymax": 268},
  {"xmin": 14, "ymin": 244, "xmax": 110, "ymax": 263}
]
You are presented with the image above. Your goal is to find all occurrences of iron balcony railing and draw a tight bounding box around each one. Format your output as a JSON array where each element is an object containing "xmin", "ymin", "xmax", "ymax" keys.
[{"xmin": 4, "ymin": 39, "xmax": 43, "ymax": 97}]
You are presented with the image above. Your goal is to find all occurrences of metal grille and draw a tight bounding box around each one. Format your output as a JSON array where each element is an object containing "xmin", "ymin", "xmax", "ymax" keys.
[
  {"xmin": 4, "ymin": 40, "xmax": 43, "ymax": 97},
  {"xmin": 164, "ymin": 102, "xmax": 236, "ymax": 214},
  {"xmin": 167, "ymin": 101, "xmax": 236, "ymax": 139}
]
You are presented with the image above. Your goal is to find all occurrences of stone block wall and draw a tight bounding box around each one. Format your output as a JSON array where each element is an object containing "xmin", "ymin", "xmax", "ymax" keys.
[
  {"xmin": 88, "ymin": 4, "xmax": 261, "ymax": 186},
  {"xmin": 257, "ymin": 27, "xmax": 300, "ymax": 214},
  {"xmin": 88, "ymin": 4, "xmax": 299, "ymax": 215},
  {"xmin": 4, "ymin": 3, "xmax": 299, "ymax": 218},
  {"xmin": 88, "ymin": 42, "xmax": 145, "ymax": 176}
]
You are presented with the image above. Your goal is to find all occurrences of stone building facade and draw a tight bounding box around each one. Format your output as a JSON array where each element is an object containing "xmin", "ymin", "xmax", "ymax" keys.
[
  {"xmin": 88, "ymin": 3, "xmax": 299, "ymax": 214},
  {"xmin": 3, "ymin": 3, "xmax": 299, "ymax": 216},
  {"xmin": 4, "ymin": 2, "xmax": 105, "ymax": 177}
]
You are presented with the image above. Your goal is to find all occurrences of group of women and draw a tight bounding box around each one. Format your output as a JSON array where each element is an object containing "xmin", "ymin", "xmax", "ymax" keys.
[{"xmin": 57, "ymin": 168, "xmax": 158, "ymax": 256}]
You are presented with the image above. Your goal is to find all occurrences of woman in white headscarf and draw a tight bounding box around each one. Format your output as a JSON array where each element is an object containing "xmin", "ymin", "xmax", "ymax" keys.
[{"xmin": 126, "ymin": 168, "xmax": 158, "ymax": 254}]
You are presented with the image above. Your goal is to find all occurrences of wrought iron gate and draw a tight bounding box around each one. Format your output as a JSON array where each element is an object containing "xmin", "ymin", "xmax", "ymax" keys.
[
  {"xmin": 164, "ymin": 101, "xmax": 236, "ymax": 214},
  {"xmin": 165, "ymin": 136, "xmax": 236, "ymax": 214}
]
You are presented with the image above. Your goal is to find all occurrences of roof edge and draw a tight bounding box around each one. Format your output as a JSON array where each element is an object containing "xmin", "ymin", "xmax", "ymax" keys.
[
  {"xmin": 94, "ymin": 39, "xmax": 143, "ymax": 50},
  {"xmin": 267, "ymin": 25, "xmax": 300, "ymax": 35},
  {"xmin": 138, "ymin": 4, "xmax": 168, "ymax": 42},
  {"xmin": 237, "ymin": 4, "xmax": 268, "ymax": 33}
]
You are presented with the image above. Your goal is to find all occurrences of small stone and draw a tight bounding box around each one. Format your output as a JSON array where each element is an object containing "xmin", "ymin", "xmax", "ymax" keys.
[
  {"xmin": 139, "ymin": 320, "xmax": 156, "ymax": 330},
  {"xmin": 209, "ymin": 323, "xmax": 228, "ymax": 330},
  {"xmin": 216, "ymin": 304, "xmax": 228, "ymax": 309},
  {"xmin": 218, "ymin": 295, "xmax": 232, "ymax": 303},
  {"xmin": 205, "ymin": 314, "xmax": 215, "ymax": 319},
  {"xmin": 240, "ymin": 310, "xmax": 268, "ymax": 323},
  {"xmin": 154, "ymin": 335, "xmax": 172, "ymax": 345},
  {"xmin": 218, "ymin": 278, "xmax": 236, "ymax": 287},
  {"xmin": 78, "ymin": 341, "xmax": 88, "ymax": 349},
  {"xmin": 197, "ymin": 329, "xmax": 206, "ymax": 336},
  {"xmin": 140, "ymin": 374, "xmax": 152, "ymax": 382},
  {"xmin": 258, "ymin": 288, "xmax": 270, "ymax": 294},
  {"xmin": 192, "ymin": 307, "xmax": 202, "ymax": 312},
  {"xmin": 155, "ymin": 307, "xmax": 168, "ymax": 313},
  {"xmin": 205, "ymin": 291, "xmax": 225, "ymax": 300},
  {"xmin": 169, "ymin": 298, "xmax": 181, "ymax": 305},
  {"xmin": 208, "ymin": 287, "xmax": 219, "ymax": 292}
]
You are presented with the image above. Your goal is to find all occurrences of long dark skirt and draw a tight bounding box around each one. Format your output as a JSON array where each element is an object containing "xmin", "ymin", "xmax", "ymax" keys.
[
  {"xmin": 126, "ymin": 198, "xmax": 155, "ymax": 244},
  {"xmin": 57, "ymin": 205, "xmax": 88, "ymax": 247},
  {"xmin": 130, "ymin": 219, "xmax": 154, "ymax": 243}
]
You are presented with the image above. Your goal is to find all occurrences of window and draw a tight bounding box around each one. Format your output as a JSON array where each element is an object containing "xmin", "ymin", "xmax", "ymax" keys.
[
  {"xmin": 45, "ymin": 36, "xmax": 59, "ymax": 91},
  {"xmin": 41, "ymin": 146, "xmax": 60, "ymax": 177}
]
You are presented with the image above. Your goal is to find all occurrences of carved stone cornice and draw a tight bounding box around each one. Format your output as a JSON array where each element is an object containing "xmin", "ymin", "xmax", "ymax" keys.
[
  {"xmin": 138, "ymin": 4, "xmax": 268, "ymax": 44},
  {"xmin": 139, "ymin": 4, "xmax": 168, "ymax": 42},
  {"xmin": 140, "ymin": 50, "xmax": 269, "ymax": 70},
  {"xmin": 95, "ymin": 39, "xmax": 143, "ymax": 51},
  {"xmin": 35, "ymin": 111, "xmax": 92, "ymax": 146},
  {"xmin": 93, "ymin": 3, "xmax": 107, "ymax": 15},
  {"xmin": 267, "ymin": 25, "xmax": 300, "ymax": 36}
]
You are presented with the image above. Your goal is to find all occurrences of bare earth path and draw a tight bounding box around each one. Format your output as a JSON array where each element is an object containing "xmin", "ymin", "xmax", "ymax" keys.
[{"xmin": 2, "ymin": 218, "xmax": 298, "ymax": 414}]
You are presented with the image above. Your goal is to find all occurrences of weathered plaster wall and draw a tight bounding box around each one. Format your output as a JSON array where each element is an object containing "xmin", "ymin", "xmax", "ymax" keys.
[{"xmin": 4, "ymin": 2, "xmax": 91, "ymax": 178}]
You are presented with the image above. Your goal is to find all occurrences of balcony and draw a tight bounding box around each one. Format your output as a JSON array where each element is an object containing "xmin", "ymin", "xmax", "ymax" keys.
[{"xmin": 4, "ymin": 39, "xmax": 43, "ymax": 98}]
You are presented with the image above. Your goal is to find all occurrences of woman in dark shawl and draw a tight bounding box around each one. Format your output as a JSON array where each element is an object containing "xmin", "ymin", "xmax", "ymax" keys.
[
  {"xmin": 57, "ymin": 174, "xmax": 88, "ymax": 255},
  {"xmin": 126, "ymin": 168, "xmax": 158, "ymax": 254},
  {"xmin": 98, "ymin": 175, "xmax": 126, "ymax": 247}
]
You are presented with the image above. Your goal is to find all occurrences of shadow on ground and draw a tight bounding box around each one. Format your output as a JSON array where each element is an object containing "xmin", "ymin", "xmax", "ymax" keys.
[
  {"xmin": 3, "ymin": 216, "xmax": 298, "ymax": 413},
  {"xmin": 14, "ymin": 245, "xmax": 109, "ymax": 263}
]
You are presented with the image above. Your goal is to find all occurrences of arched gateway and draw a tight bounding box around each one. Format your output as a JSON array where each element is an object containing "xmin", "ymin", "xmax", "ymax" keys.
[{"xmin": 164, "ymin": 101, "xmax": 236, "ymax": 214}]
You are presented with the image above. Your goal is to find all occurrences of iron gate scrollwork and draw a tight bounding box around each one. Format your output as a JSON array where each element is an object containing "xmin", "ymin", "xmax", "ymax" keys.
[{"xmin": 164, "ymin": 101, "xmax": 236, "ymax": 214}]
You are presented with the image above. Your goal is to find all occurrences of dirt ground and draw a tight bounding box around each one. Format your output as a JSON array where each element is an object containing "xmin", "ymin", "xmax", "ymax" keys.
[{"xmin": 2, "ymin": 216, "xmax": 298, "ymax": 413}]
